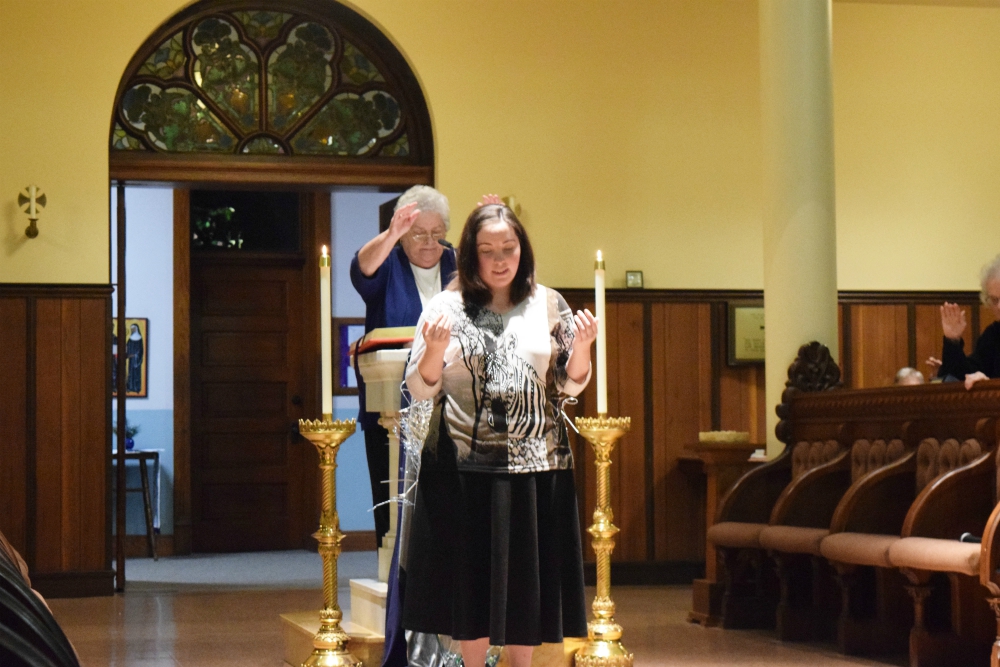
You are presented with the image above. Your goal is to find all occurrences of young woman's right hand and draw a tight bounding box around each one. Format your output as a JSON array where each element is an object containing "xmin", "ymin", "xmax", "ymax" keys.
[{"xmin": 422, "ymin": 313, "xmax": 452, "ymax": 355}]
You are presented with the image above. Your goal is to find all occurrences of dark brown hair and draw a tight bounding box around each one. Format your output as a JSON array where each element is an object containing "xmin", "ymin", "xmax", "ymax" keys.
[{"xmin": 454, "ymin": 204, "xmax": 536, "ymax": 308}]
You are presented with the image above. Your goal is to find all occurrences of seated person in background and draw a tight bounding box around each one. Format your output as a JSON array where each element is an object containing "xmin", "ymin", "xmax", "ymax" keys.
[
  {"xmin": 937, "ymin": 253, "xmax": 1000, "ymax": 390},
  {"xmin": 895, "ymin": 367, "xmax": 925, "ymax": 386}
]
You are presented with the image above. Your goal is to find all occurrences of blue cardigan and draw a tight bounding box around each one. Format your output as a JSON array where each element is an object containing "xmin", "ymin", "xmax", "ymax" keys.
[{"xmin": 350, "ymin": 245, "xmax": 457, "ymax": 427}]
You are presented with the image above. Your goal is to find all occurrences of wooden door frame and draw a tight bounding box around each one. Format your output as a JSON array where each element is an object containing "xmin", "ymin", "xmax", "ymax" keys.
[{"xmin": 173, "ymin": 189, "xmax": 192, "ymax": 553}]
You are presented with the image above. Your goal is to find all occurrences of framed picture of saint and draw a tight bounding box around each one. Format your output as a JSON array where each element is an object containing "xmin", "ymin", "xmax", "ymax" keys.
[{"xmin": 112, "ymin": 317, "xmax": 149, "ymax": 397}]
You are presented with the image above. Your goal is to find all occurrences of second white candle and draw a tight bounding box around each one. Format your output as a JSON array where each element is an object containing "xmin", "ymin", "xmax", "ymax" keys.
[{"xmin": 595, "ymin": 250, "xmax": 607, "ymax": 415}]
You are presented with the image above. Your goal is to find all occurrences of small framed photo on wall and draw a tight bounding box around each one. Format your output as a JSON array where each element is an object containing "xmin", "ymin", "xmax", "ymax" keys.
[
  {"xmin": 728, "ymin": 301, "xmax": 765, "ymax": 366},
  {"xmin": 625, "ymin": 271, "xmax": 644, "ymax": 289},
  {"xmin": 334, "ymin": 317, "xmax": 366, "ymax": 395},
  {"xmin": 112, "ymin": 317, "xmax": 149, "ymax": 397}
]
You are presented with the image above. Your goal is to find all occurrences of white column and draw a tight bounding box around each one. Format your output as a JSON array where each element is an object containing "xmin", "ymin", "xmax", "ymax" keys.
[{"xmin": 760, "ymin": 0, "xmax": 839, "ymax": 458}]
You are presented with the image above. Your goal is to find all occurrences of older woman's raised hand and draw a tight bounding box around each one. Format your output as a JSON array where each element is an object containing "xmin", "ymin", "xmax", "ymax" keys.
[
  {"xmin": 940, "ymin": 302, "xmax": 967, "ymax": 341},
  {"xmin": 388, "ymin": 201, "xmax": 420, "ymax": 241},
  {"xmin": 571, "ymin": 309, "xmax": 599, "ymax": 349}
]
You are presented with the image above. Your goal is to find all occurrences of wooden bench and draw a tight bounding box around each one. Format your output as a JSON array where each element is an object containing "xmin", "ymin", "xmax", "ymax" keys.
[
  {"xmin": 706, "ymin": 343, "xmax": 1000, "ymax": 666},
  {"xmin": 706, "ymin": 342, "xmax": 843, "ymax": 629},
  {"xmin": 886, "ymin": 431, "xmax": 998, "ymax": 667},
  {"xmin": 819, "ymin": 414, "xmax": 996, "ymax": 659},
  {"xmin": 759, "ymin": 425, "xmax": 909, "ymax": 641}
]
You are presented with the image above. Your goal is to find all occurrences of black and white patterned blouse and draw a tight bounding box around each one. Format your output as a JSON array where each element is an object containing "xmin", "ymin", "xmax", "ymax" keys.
[{"xmin": 405, "ymin": 285, "xmax": 590, "ymax": 474}]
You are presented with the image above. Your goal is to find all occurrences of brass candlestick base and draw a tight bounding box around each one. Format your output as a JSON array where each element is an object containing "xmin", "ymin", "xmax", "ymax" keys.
[
  {"xmin": 574, "ymin": 415, "xmax": 633, "ymax": 667},
  {"xmin": 299, "ymin": 416, "xmax": 361, "ymax": 667}
]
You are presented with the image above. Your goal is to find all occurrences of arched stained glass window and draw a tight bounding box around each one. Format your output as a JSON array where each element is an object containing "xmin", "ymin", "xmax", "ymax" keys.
[{"xmin": 111, "ymin": 1, "xmax": 430, "ymax": 168}]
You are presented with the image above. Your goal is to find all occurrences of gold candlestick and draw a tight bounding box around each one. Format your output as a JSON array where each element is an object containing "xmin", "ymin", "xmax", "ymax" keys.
[
  {"xmin": 298, "ymin": 416, "xmax": 362, "ymax": 667},
  {"xmin": 574, "ymin": 415, "xmax": 632, "ymax": 667}
]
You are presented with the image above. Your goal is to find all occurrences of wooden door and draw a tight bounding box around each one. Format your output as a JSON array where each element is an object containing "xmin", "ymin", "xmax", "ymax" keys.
[{"xmin": 190, "ymin": 255, "xmax": 310, "ymax": 552}]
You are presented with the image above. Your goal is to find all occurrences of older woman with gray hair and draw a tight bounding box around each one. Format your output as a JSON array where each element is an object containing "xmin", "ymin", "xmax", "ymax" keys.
[
  {"xmin": 351, "ymin": 185, "xmax": 457, "ymax": 546},
  {"xmin": 936, "ymin": 253, "xmax": 1000, "ymax": 389}
]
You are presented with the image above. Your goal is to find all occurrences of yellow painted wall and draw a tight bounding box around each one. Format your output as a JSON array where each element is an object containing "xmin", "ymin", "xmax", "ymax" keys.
[
  {"xmin": 357, "ymin": 0, "xmax": 763, "ymax": 290},
  {"xmin": 833, "ymin": 2, "xmax": 1000, "ymax": 290},
  {"xmin": 1, "ymin": 0, "xmax": 999, "ymax": 290}
]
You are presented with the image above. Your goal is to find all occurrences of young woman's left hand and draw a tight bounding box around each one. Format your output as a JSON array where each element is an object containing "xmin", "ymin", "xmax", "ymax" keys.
[{"xmin": 571, "ymin": 309, "xmax": 599, "ymax": 350}]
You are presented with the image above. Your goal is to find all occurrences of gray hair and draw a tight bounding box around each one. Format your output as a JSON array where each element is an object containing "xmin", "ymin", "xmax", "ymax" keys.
[
  {"xmin": 395, "ymin": 185, "xmax": 450, "ymax": 231},
  {"xmin": 981, "ymin": 254, "xmax": 1000, "ymax": 304},
  {"xmin": 895, "ymin": 367, "xmax": 924, "ymax": 385}
]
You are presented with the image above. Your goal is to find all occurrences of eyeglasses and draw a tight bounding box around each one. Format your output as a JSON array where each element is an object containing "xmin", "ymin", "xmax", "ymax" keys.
[{"xmin": 410, "ymin": 230, "xmax": 447, "ymax": 245}]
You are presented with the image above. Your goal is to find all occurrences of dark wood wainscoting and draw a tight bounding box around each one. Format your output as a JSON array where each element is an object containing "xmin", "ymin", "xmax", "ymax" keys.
[
  {"xmin": 0, "ymin": 283, "xmax": 983, "ymax": 589},
  {"xmin": 0, "ymin": 284, "xmax": 114, "ymax": 597},
  {"xmin": 558, "ymin": 288, "xmax": 985, "ymax": 582},
  {"xmin": 839, "ymin": 291, "xmax": 991, "ymax": 389}
]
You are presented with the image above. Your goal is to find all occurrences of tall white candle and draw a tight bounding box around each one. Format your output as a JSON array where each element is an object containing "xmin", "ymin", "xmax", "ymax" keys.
[
  {"xmin": 320, "ymin": 246, "xmax": 333, "ymax": 418},
  {"xmin": 595, "ymin": 250, "xmax": 607, "ymax": 415}
]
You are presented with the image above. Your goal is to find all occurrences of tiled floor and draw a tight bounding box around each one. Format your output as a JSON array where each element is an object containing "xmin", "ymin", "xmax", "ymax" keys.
[{"xmin": 46, "ymin": 553, "xmax": 906, "ymax": 667}]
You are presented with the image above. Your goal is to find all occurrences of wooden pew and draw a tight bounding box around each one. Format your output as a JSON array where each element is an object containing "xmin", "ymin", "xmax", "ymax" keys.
[
  {"xmin": 706, "ymin": 342, "xmax": 844, "ymax": 629},
  {"xmin": 707, "ymin": 430, "xmax": 843, "ymax": 628},
  {"xmin": 887, "ymin": 430, "xmax": 998, "ymax": 667},
  {"xmin": 759, "ymin": 423, "xmax": 909, "ymax": 641},
  {"xmin": 708, "ymin": 362, "xmax": 1000, "ymax": 662},
  {"xmin": 819, "ymin": 412, "xmax": 998, "ymax": 660},
  {"xmin": 980, "ymin": 465, "xmax": 1000, "ymax": 667}
]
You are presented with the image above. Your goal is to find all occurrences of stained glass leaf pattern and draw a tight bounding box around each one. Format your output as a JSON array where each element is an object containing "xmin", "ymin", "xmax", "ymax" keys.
[
  {"xmin": 267, "ymin": 23, "xmax": 335, "ymax": 132},
  {"xmin": 379, "ymin": 134, "xmax": 410, "ymax": 157},
  {"xmin": 241, "ymin": 136, "xmax": 285, "ymax": 154},
  {"xmin": 291, "ymin": 91, "xmax": 401, "ymax": 156},
  {"xmin": 138, "ymin": 32, "xmax": 186, "ymax": 80},
  {"xmin": 112, "ymin": 123, "xmax": 147, "ymax": 151},
  {"xmin": 116, "ymin": 12, "xmax": 418, "ymax": 158},
  {"xmin": 192, "ymin": 18, "xmax": 259, "ymax": 132},
  {"xmin": 121, "ymin": 84, "xmax": 236, "ymax": 152},
  {"xmin": 340, "ymin": 41, "xmax": 385, "ymax": 85},
  {"xmin": 231, "ymin": 11, "xmax": 293, "ymax": 45}
]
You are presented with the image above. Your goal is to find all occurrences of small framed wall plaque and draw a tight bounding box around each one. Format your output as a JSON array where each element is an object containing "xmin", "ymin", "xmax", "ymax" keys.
[
  {"xmin": 728, "ymin": 301, "xmax": 765, "ymax": 365},
  {"xmin": 625, "ymin": 270, "xmax": 644, "ymax": 289}
]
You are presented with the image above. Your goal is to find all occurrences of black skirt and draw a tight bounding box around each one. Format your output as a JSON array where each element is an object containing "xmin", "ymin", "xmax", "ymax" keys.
[{"xmin": 401, "ymin": 467, "xmax": 588, "ymax": 646}]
